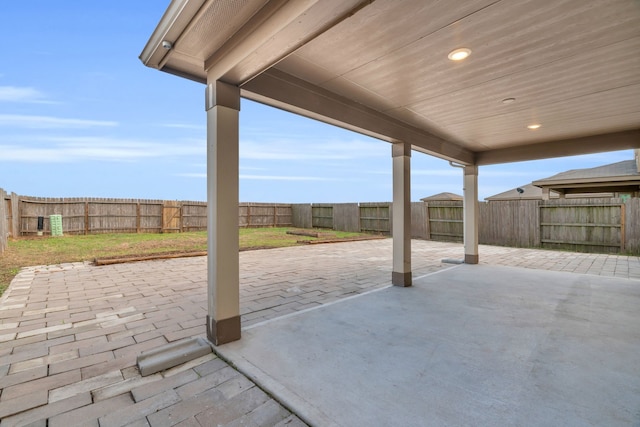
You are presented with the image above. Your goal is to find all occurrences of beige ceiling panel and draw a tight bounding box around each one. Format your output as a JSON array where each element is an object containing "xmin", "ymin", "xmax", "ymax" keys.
[
  {"xmin": 478, "ymin": 112, "xmax": 640, "ymax": 149},
  {"xmin": 274, "ymin": 54, "xmax": 335, "ymax": 86},
  {"xmin": 450, "ymin": 84, "xmax": 640, "ymax": 147},
  {"xmin": 340, "ymin": 0, "xmax": 640, "ymax": 105},
  {"xmin": 294, "ymin": 0, "xmax": 498, "ymax": 76},
  {"xmin": 319, "ymin": 76, "xmax": 400, "ymax": 114},
  {"xmin": 381, "ymin": 107, "xmax": 460, "ymax": 143},
  {"xmin": 177, "ymin": 0, "xmax": 269, "ymax": 60},
  {"xmin": 223, "ymin": 0, "xmax": 366, "ymax": 83},
  {"xmin": 411, "ymin": 37, "xmax": 640, "ymax": 126},
  {"xmin": 163, "ymin": 51, "xmax": 202, "ymax": 70}
]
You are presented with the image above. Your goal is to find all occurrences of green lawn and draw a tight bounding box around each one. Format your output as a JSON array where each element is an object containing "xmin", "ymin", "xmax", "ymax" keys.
[{"xmin": 0, "ymin": 228, "xmax": 372, "ymax": 296}]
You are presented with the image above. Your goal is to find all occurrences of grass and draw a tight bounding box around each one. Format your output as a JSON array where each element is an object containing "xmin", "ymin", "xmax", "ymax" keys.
[{"xmin": 0, "ymin": 227, "xmax": 373, "ymax": 297}]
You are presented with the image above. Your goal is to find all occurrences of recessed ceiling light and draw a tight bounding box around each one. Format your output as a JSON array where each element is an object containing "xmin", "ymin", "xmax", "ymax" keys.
[
  {"xmin": 501, "ymin": 98, "xmax": 516, "ymax": 104},
  {"xmin": 527, "ymin": 124, "xmax": 541, "ymax": 130},
  {"xmin": 448, "ymin": 48, "xmax": 471, "ymax": 61}
]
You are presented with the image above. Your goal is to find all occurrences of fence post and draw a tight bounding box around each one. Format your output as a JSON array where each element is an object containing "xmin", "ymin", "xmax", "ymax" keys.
[
  {"xmin": 535, "ymin": 201, "xmax": 542, "ymax": 247},
  {"xmin": 273, "ymin": 204, "xmax": 277, "ymax": 227},
  {"xmin": 10, "ymin": 193, "xmax": 19, "ymax": 238},
  {"xmin": 180, "ymin": 202, "xmax": 184, "ymax": 233},
  {"xmin": 84, "ymin": 202, "xmax": 89, "ymax": 235},
  {"xmin": 620, "ymin": 203, "xmax": 625, "ymax": 252},
  {"xmin": 425, "ymin": 202, "xmax": 431, "ymax": 239},
  {"xmin": 0, "ymin": 188, "xmax": 7, "ymax": 253}
]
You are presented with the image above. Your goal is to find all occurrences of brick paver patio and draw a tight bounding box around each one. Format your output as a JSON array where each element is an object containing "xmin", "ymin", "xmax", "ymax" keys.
[{"xmin": 1, "ymin": 239, "xmax": 639, "ymax": 425}]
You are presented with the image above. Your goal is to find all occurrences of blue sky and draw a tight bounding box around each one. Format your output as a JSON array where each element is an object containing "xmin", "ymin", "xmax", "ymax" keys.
[{"xmin": 0, "ymin": 2, "xmax": 633, "ymax": 203}]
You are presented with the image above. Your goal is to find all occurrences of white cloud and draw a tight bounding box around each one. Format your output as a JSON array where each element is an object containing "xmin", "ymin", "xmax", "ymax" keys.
[
  {"xmin": 176, "ymin": 173, "xmax": 206, "ymax": 178},
  {"xmin": 175, "ymin": 173, "xmax": 335, "ymax": 181},
  {"xmin": 160, "ymin": 123, "xmax": 206, "ymax": 131},
  {"xmin": 413, "ymin": 168, "xmax": 556, "ymax": 178},
  {"xmin": 0, "ymin": 114, "xmax": 117, "ymax": 129},
  {"xmin": 240, "ymin": 174, "xmax": 335, "ymax": 181},
  {"xmin": 412, "ymin": 169, "xmax": 461, "ymax": 177},
  {"xmin": 478, "ymin": 169, "xmax": 556, "ymax": 178},
  {"xmin": 240, "ymin": 138, "xmax": 387, "ymax": 161},
  {"xmin": 0, "ymin": 136, "xmax": 204, "ymax": 163},
  {"xmin": 0, "ymin": 86, "xmax": 47, "ymax": 103}
]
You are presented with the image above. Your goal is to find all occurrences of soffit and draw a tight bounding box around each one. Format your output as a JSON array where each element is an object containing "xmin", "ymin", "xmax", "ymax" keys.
[
  {"xmin": 275, "ymin": 0, "xmax": 640, "ymax": 153},
  {"xmin": 142, "ymin": 0, "xmax": 640, "ymax": 164}
]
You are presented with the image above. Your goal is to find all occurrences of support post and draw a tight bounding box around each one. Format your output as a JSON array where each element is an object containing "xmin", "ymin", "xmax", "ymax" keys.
[
  {"xmin": 205, "ymin": 80, "xmax": 241, "ymax": 345},
  {"xmin": 463, "ymin": 165, "xmax": 479, "ymax": 264},
  {"xmin": 541, "ymin": 187, "xmax": 550, "ymax": 201},
  {"xmin": 392, "ymin": 142, "xmax": 412, "ymax": 286}
]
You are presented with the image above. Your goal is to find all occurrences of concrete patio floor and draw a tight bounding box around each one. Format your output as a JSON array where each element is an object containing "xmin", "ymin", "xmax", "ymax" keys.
[
  {"xmin": 220, "ymin": 264, "xmax": 640, "ymax": 426},
  {"xmin": 1, "ymin": 239, "xmax": 639, "ymax": 426}
]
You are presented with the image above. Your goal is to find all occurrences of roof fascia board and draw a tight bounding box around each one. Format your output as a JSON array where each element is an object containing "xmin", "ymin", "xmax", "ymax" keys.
[
  {"xmin": 241, "ymin": 69, "xmax": 474, "ymax": 164},
  {"xmin": 139, "ymin": 0, "xmax": 206, "ymax": 69},
  {"xmin": 533, "ymin": 176, "xmax": 640, "ymax": 186},
  {"xmin": 476, "ymin": 129, "xmax": 640, "ymax": 165},
  {"xmin": 535, "ymin": 181, "xmax": 640, "ymax": 189}
]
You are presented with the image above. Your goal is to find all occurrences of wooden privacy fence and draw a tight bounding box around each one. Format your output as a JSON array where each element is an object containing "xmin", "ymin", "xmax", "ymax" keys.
[
  {"xmin": 2, "ymin": 191, "xmax": 639, "ymax": 255},
  {"xmin": 0, "ymin": 188, "xmax": 8, "ymax": 254},
  {"xmin": 539, "ymin": 200, "xmax": 624, "ymax": 254},
  {"xmin": 425, "ymin": 201, "xmax": 463, "ymax": 242},
  {"xmin": 239, "ymin": 203, "xmax": 292, "ymax": 228},
  {"xmin": 479, "ymin": 200, "xmax": 540, "ymax": 248},
  {"xmin": 294, "ymin": 202, "xmax": 392, "ymax": 234},
  {"xmin": 3, "ymin": 195, "xmax": 292, "ymax": 236},
  {"xmin": 360, "ymin": 203, "xmax": 391, "ymax": 234},
  {"xmin": 292, "ymin": 198, "xmax": 640, "ymax": 255}
]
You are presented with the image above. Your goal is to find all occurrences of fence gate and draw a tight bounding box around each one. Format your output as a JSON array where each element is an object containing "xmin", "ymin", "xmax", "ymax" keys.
[
  {"xmin": 539, "ymin": 201, "xmax": 624, "ymax": 253},
  {"xmin": 359, "ymin": 203, "xmax": 390, "ymax": 234},
  {"xmin": 311, "ymin": 204, "xmax": 333, "ymax": 229},
  {"xmin": 162, "ymin": 201, "xmax": 182, "ymax": 233},
  {"xmin": 427, "ymin": 201, "xmax": 463, "ymax": 242}
]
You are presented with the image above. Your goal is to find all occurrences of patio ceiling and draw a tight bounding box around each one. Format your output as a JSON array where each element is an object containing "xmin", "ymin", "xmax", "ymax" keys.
[{"xmin": 141, "ymin": 0, "xmax": 640, "ymax": 165}]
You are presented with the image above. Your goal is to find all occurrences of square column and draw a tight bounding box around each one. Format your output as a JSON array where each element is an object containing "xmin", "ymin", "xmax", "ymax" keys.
[
  {"xmin": 463, "ymin": 165, "xmax": 479, "ymax": 264},
  {"xmin": 205, "ymin": 81, "xmax": 241, "ymax": 345},
  {"xmin": 392, "ymin": 142, "xmax": 412, "ymax": 287},
  {"xmin": 541, "ymin": 187, "xmax": 550, "ymax": 200}
]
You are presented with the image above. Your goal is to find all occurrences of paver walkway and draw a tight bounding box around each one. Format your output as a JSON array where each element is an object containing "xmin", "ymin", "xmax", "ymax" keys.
[{"xmin": 0, "ymin": 239, "xmax": 639, "ymax": 425}]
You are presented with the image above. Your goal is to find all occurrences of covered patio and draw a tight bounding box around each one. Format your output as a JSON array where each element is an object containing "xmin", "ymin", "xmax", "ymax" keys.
[
  {"xmin": 140, "ymin": 0, "xmax": 640, "ymax": 346},
  {"xmin": 220, "ymin": 262, "xmax": 640, "ymax": 426},
  {"xmin": 1, "ymin": 241, "xmax": 639, "ymax": 425}
]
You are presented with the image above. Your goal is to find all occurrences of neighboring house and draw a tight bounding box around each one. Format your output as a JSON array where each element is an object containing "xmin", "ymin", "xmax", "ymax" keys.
[
  {"xmin": 532, "ymin": 151, "xmax": 640, "ymax": 200},
  {"xmin": 420, "ymin": 192, "xmax": 463, "ymax": 202},
  {"xmin": 487, "ymin": 149, "xmax": 640, "ymax": 201},
  {"xmin": 485, "ymin": 183, "xmax": 558, "ymax": 201},
  {"xmin": 485, "ymin": 183, "xmax": 613, "ymax": 201}
]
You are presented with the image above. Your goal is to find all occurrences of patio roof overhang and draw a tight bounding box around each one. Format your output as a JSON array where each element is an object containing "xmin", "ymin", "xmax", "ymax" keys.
[
  {"xmin": 140, "ymin": 0, "xmax": 640, "ymax": 344},
  {"xmin": 141, "ymin": 0, "xmax": 640, "ymax": 165}
]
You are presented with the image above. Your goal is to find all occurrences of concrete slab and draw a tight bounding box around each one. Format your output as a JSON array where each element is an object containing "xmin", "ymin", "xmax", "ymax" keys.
[{"xmin": 217, "ymin": 264, "xmax": 640, "ymax": 427}]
